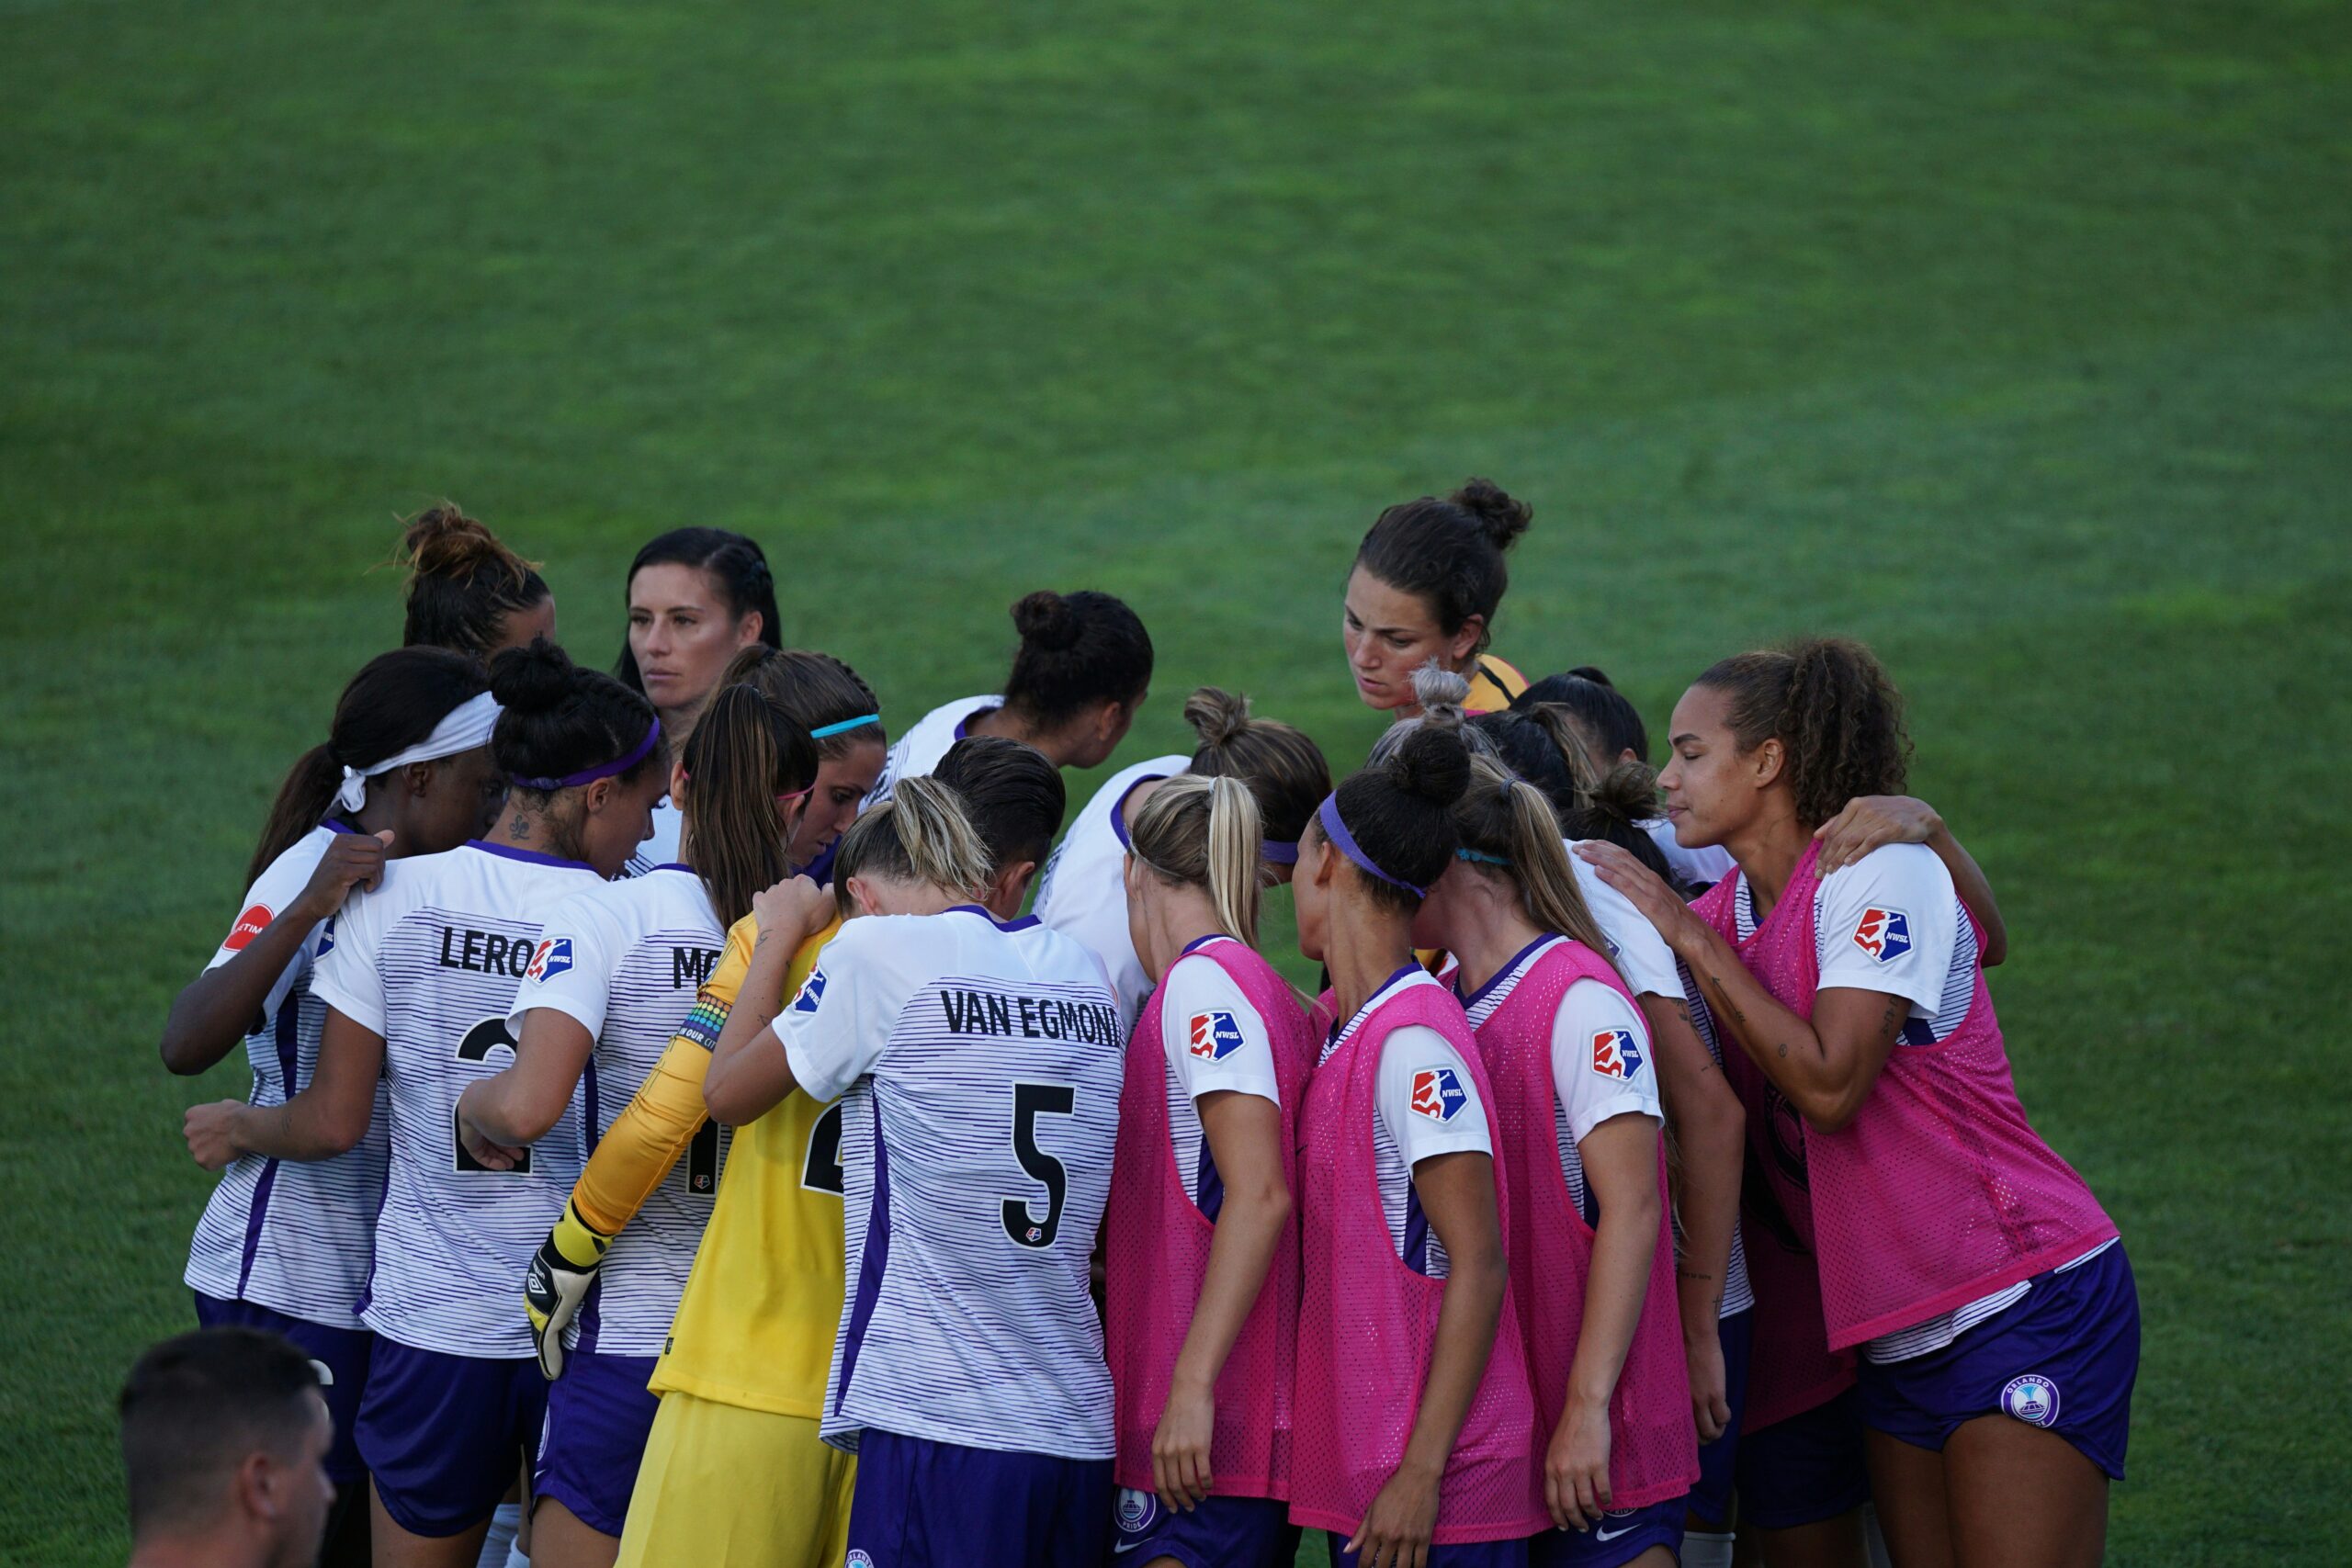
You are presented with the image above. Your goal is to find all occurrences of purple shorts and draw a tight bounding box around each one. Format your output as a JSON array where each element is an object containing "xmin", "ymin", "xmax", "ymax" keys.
[
  {"xmin": 1736, "ymin": 1385, "xmax": 1871, "ymax": 1531},
  {"xmin": 193, "ymin": 1292, "xmax": 372, "ymax": 1484},
  {"xmin": 1328, "ymin": 1534, "xmax": 1531, "ymax": 1567},
  {"xmin": 355, "ymin": 1339, "xmax": 547, "ymax": 1537},
  {"xmin": 533, "ymin": 1349, "xmax": 658, "ymax": 1537},
  {"xmin": 1529, "ymin": 1496, "xmax": 1684, "ymax": 1567},
  {"xmin": 1113, "ymin": 1488, "xmax": 1286, "ymax": 1567},
  {"xmin": 1684, "ymin": 1307, "xmax": 1753, "ymax": 1528},
  {"xmin": 844, "ymin": 1427, "xmax": 1114, "ymax": 1568},
  {"xmin": 1859, "ymin": 1242, "xmax": 2139, "ymax": 1481}
]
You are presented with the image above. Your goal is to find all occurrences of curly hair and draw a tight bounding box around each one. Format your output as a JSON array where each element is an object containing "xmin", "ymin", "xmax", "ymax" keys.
[{"xmin": 1695, "ymin": 637, "xmax": 1910, "ymax": 829}]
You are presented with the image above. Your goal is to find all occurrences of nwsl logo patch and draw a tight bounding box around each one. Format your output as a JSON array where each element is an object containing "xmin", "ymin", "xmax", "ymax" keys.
[
  {"xmin": 1188, "ymin": 1010, "xmax": 1246, "ymax": 1061},
  {"xmin": 1851, "ymin": 908, "xmax": 1913, "ymax": 964},
  {"xmin": 525, "ymin": 937, "xmax": 572, "ymax": 982},
  {"xmin": 1591, "ymin": 1027, "xmax": 1645, "ymax": 1081},
  {"xmin": 1410, "ymin": 1066, "xmax": 1469, "ymax": 1123},
  {"xmin": 790, "ymin": 968, "xmax": 828, "ymax": 1014}
]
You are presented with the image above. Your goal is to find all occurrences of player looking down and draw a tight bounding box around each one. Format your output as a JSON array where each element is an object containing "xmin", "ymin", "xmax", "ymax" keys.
[{"xmin": 1342, "ymin": 479, "xmax": 1534, "ymax": 721}]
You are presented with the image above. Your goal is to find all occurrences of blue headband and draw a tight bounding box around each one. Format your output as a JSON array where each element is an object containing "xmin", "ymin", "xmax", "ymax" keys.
[
  {"xmin": 1317, "ymin": 794, "xmax": 1427, "ymax": 899},
  {"xmin": 1455, "ymin": 847, "xmax": 1510, "ymax": 866},
  {"xmin": 1260, "ymin": 839, "xmax": 1300, "ymax": 866},
  {"xmin": 809, "ymin": 713, "xmax": 880, "ymax": 739},
  {"xmin": 510, "ymin": 717, "xmax": 662, "ymax": 792}
]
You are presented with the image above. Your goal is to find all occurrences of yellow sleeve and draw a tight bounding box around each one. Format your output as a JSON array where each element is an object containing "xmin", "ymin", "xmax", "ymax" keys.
[{"xmin": 568, "ymin": 914, "xmax": 840, "ymax": 1235}]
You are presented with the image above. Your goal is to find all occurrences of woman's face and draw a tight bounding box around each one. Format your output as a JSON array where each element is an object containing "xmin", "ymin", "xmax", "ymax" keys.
[
  {"xmin": 575, "ymin": 766, "xmax": 670, "ymax": 879},
  {"xmin": 1341, "ymin": 566, "xmax": 1482, "ymax": 716},
  {"xmin": 1658, "ymin": 682, "xmax": 1775, "ymax": 849},
  {"xmin": 490, "ymin": 593, "xmax": 558, "ymax": 657},
  {"xmin": 1292, "ymin": 828, "xmax": 1332, "ymax": 963},
  {"xmin": 400, "ymin": 746, "xmax": 507, "ymax": 854},
  {"xmin": 628, "ymin": 564, "xmax": 763, "ymax": 723},
  {"xmin": 788, "ymin": 738, "xmax": 887, "ymax": 869}
]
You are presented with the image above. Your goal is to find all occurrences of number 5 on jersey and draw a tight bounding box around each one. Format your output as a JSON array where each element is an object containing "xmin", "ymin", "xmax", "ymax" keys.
[{"xmin": 1003, "ymin": 1081, "xmax": 1074, "ymax": 1248}]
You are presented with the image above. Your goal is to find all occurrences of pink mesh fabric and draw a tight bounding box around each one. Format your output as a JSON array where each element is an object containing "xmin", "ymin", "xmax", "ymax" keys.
[
  {"xmin": 1472, "ymin": 939, "xmax": 1700, "ymax": 1508},
  {"xmin": 1726, "ymin": 843, "xmax": 2117, "ymax": 1349},
  {"xmin": 1288, "ymin": 984, "xmax": 1549, "ymax": 1543},
  {"xmin": 1690, "ymin": 870, "xmax": 1856, "ymax": 1428},
  {"xmin": 1104, "ymin": 941, "xmax": 1317, "ymax": 1498}
]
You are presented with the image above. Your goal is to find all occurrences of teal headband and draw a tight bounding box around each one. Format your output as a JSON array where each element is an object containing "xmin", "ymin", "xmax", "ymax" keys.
[
  {"xmin": 809, "ymin": 714, "xmax": 880, "ymax": 739},
  {"xmin": 1455, "ymin": 847, "xmax": 1511, "ymax": 867}
]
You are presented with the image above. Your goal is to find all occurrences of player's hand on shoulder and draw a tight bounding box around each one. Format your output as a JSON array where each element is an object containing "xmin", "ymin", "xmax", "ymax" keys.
[
  {"xmin": 1573, "ymin": 841, "xmax": 1701, "ymax": 952},
  {"xmin": 296, "ymin": 829, "xmax": 394, "ymax": 920},
  {"xmin": 184, "ymin": 1101, "xmax": 249, "ymax": 1171},
  {"xmin": 751, "ymin": 874, "xmax": 829, "ymax": 947},
  {"xmin": 1814, "ymin": 795, "xmax": 1941, "ymax": 875}
]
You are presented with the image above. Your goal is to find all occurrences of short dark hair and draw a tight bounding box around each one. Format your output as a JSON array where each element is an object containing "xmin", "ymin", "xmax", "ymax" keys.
[
  {"xmin": 1516, "ymin": 666, "xmax": 1650, "ymax": 765},
  {"xmin": 934, "ymin": 735, "xmax": 1067, "ymax": 872},
  {"xmin": 119, "ymin": 1328, "xmax": 322, "ymax": 1538}
]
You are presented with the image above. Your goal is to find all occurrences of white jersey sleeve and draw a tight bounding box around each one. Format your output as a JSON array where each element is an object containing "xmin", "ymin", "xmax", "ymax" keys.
[
  {"xmin": 1568, "ymin": 840, "xmax": 1680, "ymax": 998},
  {"xmin": 308, "ymin": 872, "xmax": 390, "ymax": 1036},
  {"xmin": 204, "ymin": 831, "xmax": 332, "ymax": 1017},
  {"xmin": 506, "ymin": 887, "xmax": 626, "ymax": 1038},
  {"xmin": 1550, "ymin": 977, "xmax": 1662, "ymax": 1144},
  {"xmin": 1642, "ymin": 817, "xmax": 1736, "ymax": 888},
  {"xmin": 1815, "ymin": 843, "xmax": 1959, "ymax": 1018},
  {"xmin": 1374, "ymin": 1022, "xmax": 1492, "ymax": 1166},
  {"xmin": 1159, "ymin": 947, "xmax": 1280, "ymax": 1107},
  {"xmin": 778, "ymin": 919, "xmax": 917, "ymax": 1102}
]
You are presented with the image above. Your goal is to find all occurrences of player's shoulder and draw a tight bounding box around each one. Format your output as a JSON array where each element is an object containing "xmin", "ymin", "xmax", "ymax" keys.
[{"xmin": 1820, "ymin": 840, "xmax": 1955, "ymax": 904}]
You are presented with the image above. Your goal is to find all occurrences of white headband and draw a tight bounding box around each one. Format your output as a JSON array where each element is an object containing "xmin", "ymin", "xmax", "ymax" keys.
[{"xmin": 334, "ymin": 693, "xmax": 503, "ymax": 813}]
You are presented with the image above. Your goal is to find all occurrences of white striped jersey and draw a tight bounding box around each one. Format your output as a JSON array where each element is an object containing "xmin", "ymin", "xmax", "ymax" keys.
[
  {"xmin": 1728, "ymin": 843, "xmax": 2077, "ymax": 1360},
  {"xmin": 184, "ymin": 825, "xmax": 390, "ymax": 1330},
  {"xmin": 1640, "ymin": 817, "xmax": 1736, "ymax": 889},
  {"xmin": 1319, "ymin": 967, "xmax": 1491, "ymax": 1280},
  {"xmin": 1566, "ymin": 838, "xmax": 1680, "ymax": 1000},
  {"xmin": 861, "ymin": 693, "xmax": 1001, "ymax": 808},
  {"xmin": 309, "ymin": 840, "xmax": 602, "ymax": 1358},
  {"xmin": 621, "ymin": 797, "xmax": 684, "ymax": 880},
  {"xmin": 1460, "ymin": 938, "xmax": 1661, "ymax": 1230},
  {"xmin": 780, "ymin": 906, "xmax": 1125, "ymax": 1459},
  {"xmin": 1671, "ymin": 959, "xmax": 1756, "ymax": 1319},
  {"xmin": 1031, "ymin": 753, "xmax": 1188, "ymax": 1024},
  {"xmin": 506, "ymin": 864, "xmax": 729, "ymax": 1358}
]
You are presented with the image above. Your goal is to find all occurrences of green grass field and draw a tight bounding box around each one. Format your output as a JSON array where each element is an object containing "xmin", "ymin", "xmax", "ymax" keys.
[{"xmin": 4, "ymin": 1, "xmax": 2347, "ymax": 1562}]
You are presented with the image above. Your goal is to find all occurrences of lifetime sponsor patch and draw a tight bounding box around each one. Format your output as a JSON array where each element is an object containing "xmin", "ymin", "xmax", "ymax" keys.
[
  {"xmin": 1188, "ymin": 1010, "xmax": 1247, "ymax": 1061},
  {"xmin": 1409, "ymin": 1065, "xmax": 1469, "ymax": 1123},
  {"xmin": 1591, "ymin": 1026, "xmax": 1645, "ymax": 1081},
  {"xmin": 2000, "ymin": 1373, "xmax": 2060, "ymax": 1427},
  {"xmin": 224, "ymin": 903, "xmax": 273, "ymax": 953},
  {"xmin": 525, "ymin": 936, "xmax": 573, "ymax": 983},
  {"xmin": 1851, "ymin": 907, "xmax": 1913, "ymax": 964},
  {"xmin": 790, "ymin": 967, "xmax": 828, "ymax": 1014}
]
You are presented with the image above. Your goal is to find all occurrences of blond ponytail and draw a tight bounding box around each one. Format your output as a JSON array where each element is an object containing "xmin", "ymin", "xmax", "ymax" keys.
[
  {"xmin": 1129, "ymin": 773, "xmax": 1265, "ymax": 949},
  {"xmin": 831, "ymin": 774, "xmax": 994, "ymax": 915}
]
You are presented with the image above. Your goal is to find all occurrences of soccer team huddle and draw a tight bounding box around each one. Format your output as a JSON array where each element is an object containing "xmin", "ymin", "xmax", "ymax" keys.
[{"xmin": 169, "ymin": 482, "xmax": 2139, "ymax": 1568}]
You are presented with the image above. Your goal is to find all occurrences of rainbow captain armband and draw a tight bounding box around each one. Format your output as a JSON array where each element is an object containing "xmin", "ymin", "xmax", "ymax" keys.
[{"xmin": 525, "ymin": 1197, "xmax": 614, "ymax": 1382}]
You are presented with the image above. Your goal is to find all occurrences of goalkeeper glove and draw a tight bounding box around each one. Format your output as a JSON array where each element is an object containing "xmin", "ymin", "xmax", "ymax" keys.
[{"xmin": 526, "ymin": 1197, "xmax": 613, "ymax": 1381}]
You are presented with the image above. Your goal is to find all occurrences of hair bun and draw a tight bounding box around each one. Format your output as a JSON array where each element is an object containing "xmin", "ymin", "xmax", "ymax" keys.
[
  {"xmin": 488, "ymin": 637, "xmax": 575, "ymax": 716},
  {"xmin": 400, "ymin": 503, "xmax": 522, "ymax": 582},
  {"xmin": 1449, "ymin": 478, "xmax": 1532, "ymax": 551},
  {"xmin": 1566, "ymin": 665, "xmax": 1613, "ymax": 688},
  {"xmin": 1408, "ymin": 663, "xmax": 1469, "ymax": 731},
  {"xmin": 1591, "ymin": 759, "xmax": 1660, "ymax": 826},
  {"xmin": 1387, "ymin": 723, "xmax": 1472, "ymax": 808},
  {"xmin": 1182, "ymin": 686, "xmax": 1251, "ymax": 748},
  {"xmin": 1011, "ymin": 590, "xmax": 1082, "ymax": 653}
]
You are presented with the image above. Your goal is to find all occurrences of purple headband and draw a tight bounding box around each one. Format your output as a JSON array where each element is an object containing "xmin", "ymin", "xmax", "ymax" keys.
[
  {"xmin": 510, "ymin": 717, "xmax": 662, "ymax": 792},
  {"xmin": 1260, "ymin": 838, "xmax": 1300, "ymax": 866},
  {"xmin": 1316, "ymin": 793, "xmax": 1426, "ymax": 898}
]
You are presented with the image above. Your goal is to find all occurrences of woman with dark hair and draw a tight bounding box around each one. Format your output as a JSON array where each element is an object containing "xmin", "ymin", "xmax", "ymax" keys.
[
  {"xmin": 1579, "ymin": 639, "xmax": 2133, "ymax": 1568},
  {"xmin": 163, "ymin": 647, "xmax": 503, "ymax": 1568},
  {"xmin": 866, "ymin": 588, "xmax": 1153, "ymax": 806},
  {"xmin": 185, "ymin": 639, "xmax": 669, "ymax": 1567},
  {"xmin": 722, "ymin": 647, "xmax": 889, "ymax": 883},
  {"xmin": 1034, "ymin": 686, "xmax": 1332, "ymax": 1021},
  {"xmin": 1343, "ymin": 479, "xmax": 1534, "ymax": 722},
  {"xmin": 450, "ymin": 685, "xmax": 816, "ymax": 1568},
  {"xmin": 616, "ymin": 528, "xmax": 784, "ymax": 869},
  {"xmin": 398, "ymin": 503, "xmax": 557, "ymax": 659},
  {"xmin": 933, "ymin": 734, "xmax": 1068, "ymax": 917},
  {"xmin": 1288, "ymin": 726, "xmax": 1547, "ymax": 1566}
]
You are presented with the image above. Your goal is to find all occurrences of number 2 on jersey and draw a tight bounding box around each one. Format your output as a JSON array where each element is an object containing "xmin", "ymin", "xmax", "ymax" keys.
[
  {"xmin": 452, "ymin": 1016, "xmax": 530, "ymax": 1175},
  {"xmin": 1002, "ymin": 1081, "xmax": 1074, "ymax": 1248}
]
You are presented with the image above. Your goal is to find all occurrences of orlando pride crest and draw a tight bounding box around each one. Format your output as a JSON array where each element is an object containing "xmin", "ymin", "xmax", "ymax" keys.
[{"xmin": 1851, "ymin": 907, "xmax": 1913, "ymax": 964}]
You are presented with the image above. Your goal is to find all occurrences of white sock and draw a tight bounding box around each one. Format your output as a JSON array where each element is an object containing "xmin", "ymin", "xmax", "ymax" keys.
[
  {"xmin": 477, "ymin": 1502, "xmax": 522, "ymax": 1568},
  {"xmin": 1682, "ymin": 1529, "xmax": 1736, "ymax": 1568},
  {"xmin": 1862, "ymin": 1504, "xmax": 1894, "ymax": 1568}
]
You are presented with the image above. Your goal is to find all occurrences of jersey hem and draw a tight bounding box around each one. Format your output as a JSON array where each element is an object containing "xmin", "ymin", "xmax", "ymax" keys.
[
  {"xmin": 824, "ymin": 1408, "xmax": 1114, "ymax": 1462},
  {"xmin": 1284, "ymin": 1502, "xmax": 1552, "ymax": 1544},
  {"xmin": 644, "ymin": 1365, "xmax": 826, "ymax": 1420},
  {"xmin": 1743, "ymin": 1369, "xmax": 1858, "ymax": 1433},
  {"xmin": 187, "ymin": 1270, "xmax": 369, "ymax": 1335},
  {"xmin": 359, "ymin": 1314, "xmax": 533, "ymax": 1361},
  {"xmin": 1825, "ymin": 1223, "xmax": 2120, "ymax": 1350}
]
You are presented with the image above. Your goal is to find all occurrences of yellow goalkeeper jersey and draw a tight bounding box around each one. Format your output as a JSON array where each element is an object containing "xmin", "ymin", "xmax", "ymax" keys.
[{"xmin": 1464, "ymin": 653, "xmax": 1528, "ymax": 715}]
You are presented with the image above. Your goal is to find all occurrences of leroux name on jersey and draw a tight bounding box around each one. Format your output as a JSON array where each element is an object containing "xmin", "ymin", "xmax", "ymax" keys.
[{"xmin": 436, "ymin": 924, "xmax": 540, "ymax": 976}]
